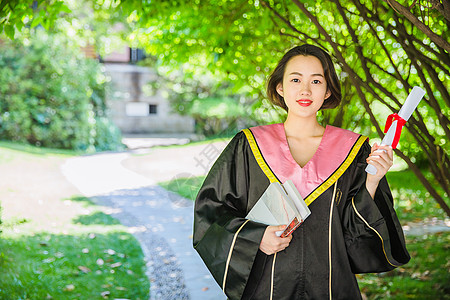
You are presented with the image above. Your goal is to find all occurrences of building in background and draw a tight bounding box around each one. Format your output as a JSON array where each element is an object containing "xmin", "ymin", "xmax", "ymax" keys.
[{"xmin": 84, "ymin": 45, "xmax": 195, "ymax": 135}]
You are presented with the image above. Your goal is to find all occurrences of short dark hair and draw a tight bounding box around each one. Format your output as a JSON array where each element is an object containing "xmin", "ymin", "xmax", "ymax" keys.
[{"xmin": 266, "ymin": 44, "xmax": 341, "ymax": 111}]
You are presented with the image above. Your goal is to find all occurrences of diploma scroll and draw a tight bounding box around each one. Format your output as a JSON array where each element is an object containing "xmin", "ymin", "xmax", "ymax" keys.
[{"xmin": 366, "ymin": 86, "xmax": 426, "ymax": 175}]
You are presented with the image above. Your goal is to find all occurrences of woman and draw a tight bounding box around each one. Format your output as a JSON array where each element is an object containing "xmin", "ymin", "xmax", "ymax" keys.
[{"xmin": 193, "ymin": 44, "xmax": 410, "ymax": 300}]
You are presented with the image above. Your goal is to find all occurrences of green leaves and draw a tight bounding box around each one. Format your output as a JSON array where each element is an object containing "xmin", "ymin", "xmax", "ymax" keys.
[
  {"xmin": 0, "ymin": 30, "xmax": 123, "ymax": 151},
  {"xmin": 0, "ymin": 0, "xmax": 71, "ymax": 39}
]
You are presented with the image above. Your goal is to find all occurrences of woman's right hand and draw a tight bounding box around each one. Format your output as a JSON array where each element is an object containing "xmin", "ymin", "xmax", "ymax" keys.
[{"xmin": 259, "ymin": 225, "xmax": 293, "ymax": 255}]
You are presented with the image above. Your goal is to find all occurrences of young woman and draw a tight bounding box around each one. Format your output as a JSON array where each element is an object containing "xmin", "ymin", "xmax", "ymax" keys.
[{"xmin": 193, "ymin": 44, "xmax": 410, "ymax": 300}]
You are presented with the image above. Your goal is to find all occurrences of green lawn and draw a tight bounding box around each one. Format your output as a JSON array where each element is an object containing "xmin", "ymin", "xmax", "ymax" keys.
[
  {"xmin": 0, "ymin": 142, "xmax": 149, "ymax": 299},
  {"xmin": 386, "ymin": 170, "xmax": 447, "ymax": 223},
  {"xmin": 0, "ymin": 196, "xmax": 149, "ymax": 299},
  {"xmin": 159, "ymin": 175, "xmax": 206, "ymax": 201},
  {"xmin": 0, "ymin": 140, "xmax": 81, "ymax": 161},
  {"xmin": 358, "ymin": 232, "xmax": 450, "ymax": 299}
]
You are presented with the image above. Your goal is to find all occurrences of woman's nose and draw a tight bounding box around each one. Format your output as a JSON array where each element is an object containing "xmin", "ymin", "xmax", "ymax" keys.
[{"xmin": 299, "ymin": 83, "xmax": 311, "ymax": 95}]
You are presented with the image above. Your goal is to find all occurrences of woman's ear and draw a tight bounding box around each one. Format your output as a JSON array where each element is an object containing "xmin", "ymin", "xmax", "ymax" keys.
[
  {"xmin": 325, "ymin": 89, "xmax": 331, "ymax": 100},
  {"xmin": 276, "ymin": 83, "xmax": 284, "ymax": 97}
]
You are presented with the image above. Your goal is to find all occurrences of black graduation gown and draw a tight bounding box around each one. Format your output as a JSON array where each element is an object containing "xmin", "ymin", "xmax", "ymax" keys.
[{"xmin": 193, "ymin": 125, "xmax": 410, "ymax": 300}]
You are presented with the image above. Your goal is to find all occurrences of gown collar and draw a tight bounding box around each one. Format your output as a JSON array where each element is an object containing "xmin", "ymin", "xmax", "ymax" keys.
[{"xmin": 248, "ymin": 123, "xmax": 364, "ymax": 199}]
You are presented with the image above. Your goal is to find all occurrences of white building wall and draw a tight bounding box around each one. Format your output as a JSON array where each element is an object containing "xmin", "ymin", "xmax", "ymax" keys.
[{"xmin": 104, "ymin": 63, "xmax": 195, "ymax": 134}]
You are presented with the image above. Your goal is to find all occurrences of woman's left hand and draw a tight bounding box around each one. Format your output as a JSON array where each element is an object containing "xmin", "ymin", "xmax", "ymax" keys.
[{"xmin": 365, "ymin": 143, "xmax": 393, "ymax": 198}]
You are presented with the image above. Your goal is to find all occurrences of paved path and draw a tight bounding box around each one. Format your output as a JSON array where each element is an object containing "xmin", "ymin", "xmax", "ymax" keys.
[{"xmin": 61, "ymin": 148, "xmax": 228, "ymax": 300}]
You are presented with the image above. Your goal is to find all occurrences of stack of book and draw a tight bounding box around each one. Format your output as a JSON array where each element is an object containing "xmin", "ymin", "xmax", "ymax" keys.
[{"xmin": 246, "ymin": 180, "xmax": 311, "ymax": 238}]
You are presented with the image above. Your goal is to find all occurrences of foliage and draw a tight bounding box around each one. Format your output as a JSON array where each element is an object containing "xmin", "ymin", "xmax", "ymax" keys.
[
  {"xmin": 119, "ymin": 0, "xmax": 449, "ymax": 216},
  {"xmin": 0, "ymin": 0, "xmax": 129, "ymax": 54},
  {"xmin": 0, "ymin": 0, "xmax": 70, "ymax": 39},
  {"xmin": 57, "ymin": 0, "xmax": 132, "ymax": 58},
  {"xmin": 0, "ymin": 30, "xmax": 124, "ymax": 151},
  {"xmin": 93, "ymin": 116, "xmax": 124, "ymax": 151},
  {"xmin": 0, "ymin": 196, "xmax": 149, "ymax": 299}
]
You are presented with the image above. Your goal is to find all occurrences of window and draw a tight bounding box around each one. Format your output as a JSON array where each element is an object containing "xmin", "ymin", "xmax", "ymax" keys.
[
  {"xmin": 130, "ymin": 48, "xmax": 146, "ymax": 63},
  {"xmin": 149, "ymin": 104, "xmax": 157, "ymax": 114}
]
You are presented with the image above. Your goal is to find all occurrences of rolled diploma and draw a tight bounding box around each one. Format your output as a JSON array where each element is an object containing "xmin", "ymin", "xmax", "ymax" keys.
[{"xmin": 365, "ymin": 86, "xmax": 426, "ymax": 175}]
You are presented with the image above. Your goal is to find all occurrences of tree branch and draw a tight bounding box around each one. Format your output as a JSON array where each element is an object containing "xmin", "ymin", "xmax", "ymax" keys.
[
  {"xmin": 430, "ymin": 0, "xmax": 450, "ymax": 22},
  {"xmin": 364, "ymin": 2, "xmax": 450, "ymax": 71},
  {"xmin": 261, "ymin": 0, "xmax": 310, "ymax": 41},
  {"xmin": 395, "ymin": 149, "xmax": 450, "ymax": 216},
  {"xmin": 383, "ymin": 0, "xmax": 450, "ymax": 52}
]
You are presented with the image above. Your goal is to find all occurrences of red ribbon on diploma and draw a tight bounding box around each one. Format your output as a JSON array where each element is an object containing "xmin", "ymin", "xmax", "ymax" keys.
[{"xmin": 384, "ymin": 113, "xmax": 406, "ymax": 149}]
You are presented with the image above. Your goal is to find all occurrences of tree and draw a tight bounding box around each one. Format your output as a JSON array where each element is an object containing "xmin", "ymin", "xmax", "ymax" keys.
[
  {"xmin": 0, "ymin": 0, "xmax": 128, "ymax": 151},
  {"xmin": 0, "ymin": 0, "xmax": 70, "ymax": 39},
  {"xmin": 120, "ymin": 0, "xmax": 449, "ymax": 216},
  {"xmin": 0, "ymin": 30, "xmax": 124, "ymax": 151},
  {"xmin": 2, "ymin": 0, "xmax": 448, "ymax": 216}
]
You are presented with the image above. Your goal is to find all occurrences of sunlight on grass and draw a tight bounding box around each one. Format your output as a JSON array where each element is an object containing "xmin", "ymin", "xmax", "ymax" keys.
[
  {"xmin": 357, "ymin": 233, "xmax": 450, "ymax": 299},
  {"xmin": 0, "ymin": 141, "xmax": 79, "ymax": 164},
  {"xmin": 0, "ymin": 195, "xmax": 149, "ymax": 299},
  {"xmin": 158, "ymin": 175, "xmax": 206, "ymax": 201},
  {"xmin": 386, "ymin": 170, "xmax": 448, "ymax": 222}
]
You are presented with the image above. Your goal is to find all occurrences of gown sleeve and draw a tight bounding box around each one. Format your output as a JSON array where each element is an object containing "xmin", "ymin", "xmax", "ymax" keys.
[
  {"xmin": 193, "ymin": 131, "xmax": 268, "ymax": 300},
  {"xmin": 342, "ymin": 141, "xmax": 410, "ymax": 273}
]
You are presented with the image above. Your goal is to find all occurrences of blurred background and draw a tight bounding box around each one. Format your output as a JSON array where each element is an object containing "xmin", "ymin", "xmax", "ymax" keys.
[{"xmin": 0, "ymin": 0, "xmax": 448, "ymax": 299}]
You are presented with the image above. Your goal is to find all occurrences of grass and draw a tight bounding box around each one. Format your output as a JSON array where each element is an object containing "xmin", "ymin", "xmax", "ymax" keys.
[
  {"xmin": 386, "ymin": 170, "xmax": 448, "ymax": 223},
  {"xmin": 158, "ymin": 175, "xmax": 206, "ymax": 201},
  {"xmin": 0, "ymin": 140, "xmax": 81, "ymax": 157},
  {"xmin": 358, "ymin": 232, "xmax": 450, "ymax": 299},
  {"xmin": 0, "ymin": 141, "xmax": 149, "ymax": 299},
  {"xmin": 0, "ymin": 140, "xmax": 83, "ymax": 165},
  {"xmin": 0, "ymin": 195, "xmax": 149, "ymax": 299},
  {"xmin": 0, "ymin": 183, "xmax": 149, "ymax": 299}
]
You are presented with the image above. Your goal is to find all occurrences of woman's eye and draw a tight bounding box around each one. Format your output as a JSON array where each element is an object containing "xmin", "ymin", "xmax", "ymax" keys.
[
  {"xmin": 292, "ymin": 78, "xmax": 300, "ymax": 83},
  {"xmin": 312, "ymin": 79, "xmax": 321, "ymax": 84}
]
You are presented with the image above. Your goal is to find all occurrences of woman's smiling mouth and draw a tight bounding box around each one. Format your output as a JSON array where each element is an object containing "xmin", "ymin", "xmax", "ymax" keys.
[{"xmin": 296, "ymin": 99, "xmax": 313, "ymax": 107}]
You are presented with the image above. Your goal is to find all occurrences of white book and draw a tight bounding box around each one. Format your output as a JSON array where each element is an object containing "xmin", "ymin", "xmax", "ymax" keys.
[{"xmin": 246, "ymin": 180, "xmax": 311, "ymax": 237}]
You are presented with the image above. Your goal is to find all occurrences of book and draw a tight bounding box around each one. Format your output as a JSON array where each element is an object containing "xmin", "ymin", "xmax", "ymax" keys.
[{"xmin": 246, "ymin": 180, "xmax": 311, "ymax": 238}]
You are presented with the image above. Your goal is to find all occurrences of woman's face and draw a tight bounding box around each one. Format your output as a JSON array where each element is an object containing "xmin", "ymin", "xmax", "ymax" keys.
[{"xmin": 276, "ymin": 55, "xmax": 331, "ymax": 119}]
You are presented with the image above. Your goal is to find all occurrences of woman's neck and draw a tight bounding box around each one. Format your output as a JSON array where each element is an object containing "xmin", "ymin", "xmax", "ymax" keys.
[{"xmin": 284, "ymin": 114, "xmax": 325, "ymax": 138}]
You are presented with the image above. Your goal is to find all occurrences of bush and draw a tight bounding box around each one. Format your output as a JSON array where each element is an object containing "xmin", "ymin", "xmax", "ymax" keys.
[
  {"xmin": 0, "ymin": 30, "xmax": 123, "ymax": 152},
  {"xmin": 189, "ymin": 97, "xmax": 247, "ymax": 136}
]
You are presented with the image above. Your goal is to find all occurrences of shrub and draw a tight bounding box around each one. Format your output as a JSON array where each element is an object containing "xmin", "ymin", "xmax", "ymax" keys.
[{"xmin": 0, "ymin": 30, "xmax": 123, "ymax": 152}]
